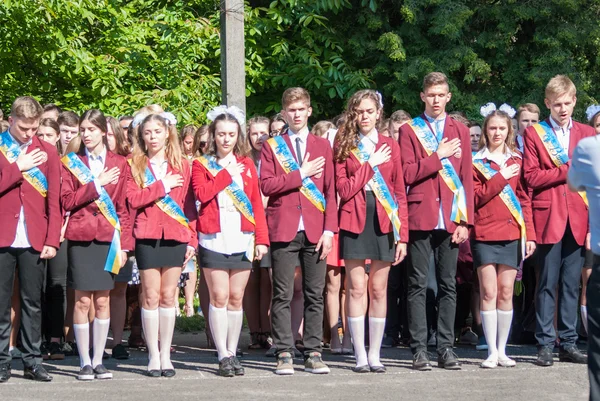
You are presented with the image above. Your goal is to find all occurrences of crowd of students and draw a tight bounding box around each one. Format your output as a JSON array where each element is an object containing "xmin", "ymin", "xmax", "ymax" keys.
[{"xmin": 0, "ymin": 71, "xmax": 594, "ymax": 383}]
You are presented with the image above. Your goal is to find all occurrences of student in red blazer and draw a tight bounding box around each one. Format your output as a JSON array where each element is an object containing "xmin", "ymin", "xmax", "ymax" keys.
[
  {"xmin": 192, "ymin": 108, "xmax": 268, "ymax": 378},
  {"xmin": 259, "ymin": 88, "xmax": 337, "ymax": 375},
  {"xmin": 471, "ymin": 109, "xmax": 537, "ymax": 369},
  {"xmin": 523, "ymin": 75, "xmax": 594, "ymax": 367},
  {"xmin": 61, "ymin": 109, "xmax": 132, "ymax": 381},
  {"xmin": 0, "ymin": 97, "xmax": 61, "ymax": 383},
  {"xmin": 399, "ymin": 72, "xmax": 474, "ymax": 371},
  {"xmin": 127, "ymin": 112, "xmax": 197, "ymax": 378},
  {"xmin": 334, "ymin": 90, "xmax": 408, "ymax": 373}
]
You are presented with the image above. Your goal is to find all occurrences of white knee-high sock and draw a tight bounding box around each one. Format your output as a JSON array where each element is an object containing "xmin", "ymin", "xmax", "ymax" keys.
[
  {"xmin": 481, "ymin": 310, "xmax": 498, "ymax": 358},
  {"xmin": 581, "ymin": 305, "xmax": 589, "ymax": 335},
  {"xmin": 92, "ymin": 318, "xmax": 110, "ymax": 368},
  {"xmin": 209, "ymin": 305, "xmax": 229, "ymax": 361},
  {"xmin": 74, "ymin": 323, "xmax": 91, "ymax": 368},
  {"xmin": 159, "ymin": 307, "xmax": 176, "ymax": 370},
  {"xmin": 497, "ymin": 309, "xmax": 513, "ymax": 359},
  {"xmin": 368, "ymin": 317, "xmax": 386, "ymax": 367},
  {"xmin": 142, "ymin": 308, "xmax": 160, "ymax": 370},
  {"xmin": 226, "ymin": 310, "xmax": 244, "ymax": 357},
  {"xmin": 348, "ymin": 316, "xmax": 368, "ymax": 367}
]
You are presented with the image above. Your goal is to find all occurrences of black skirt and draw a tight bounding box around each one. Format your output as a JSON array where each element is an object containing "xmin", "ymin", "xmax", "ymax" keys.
[
  {"xmin": 135, "ymin": 238, "xmax": 187, "ymax": 270},
  {"xmin": 199, "ymin": 246, "xmax": 252, "ymax": 270},
  {"xmin": 68, "ymin": 240, "xmax": 115, "ymax": 291},
  {"xmin": 115, "ymin": 255, "xmax": 134, "ymax": 283},
  {"xmin": 340, "ymin": 191, "xmax": 395, "ymax": 262},
  {"xmin": 472, "ymin": 239, "xmax": 520, "ymax": 270}
]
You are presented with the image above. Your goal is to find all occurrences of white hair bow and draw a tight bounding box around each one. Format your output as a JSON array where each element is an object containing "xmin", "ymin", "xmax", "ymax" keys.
[
  {"xmin": 375, "ymin": 91, "xmax": 384, "ymax": 109},
  {"xmin": 131, "ymin": 112, "xmax": 148, "ymax": 129},
  {"xmin": 586, "ymin": 105, "xmax": 600, "ymax": 122},
  {"xmin": 207, "ymin": 105, "xmax": 246, "ymax": 126},
  {"xmin": 160, "ymin": 112, "xmax": 177, "ymax": 127},
  {"xmin": 479, "ymin": 102, "xmax": 516, "ymax": 118}
]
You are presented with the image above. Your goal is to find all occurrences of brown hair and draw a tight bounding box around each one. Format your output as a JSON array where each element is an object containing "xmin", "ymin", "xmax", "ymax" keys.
[
  {"xmin": 281, "ymin": 87, "xmax": 310, "ymax": 109},
  {"xmin": 448, "ymin": 111, "xmax": 470, "ymax": 126},
  {"xmin": 106, "ymin": 116, "xmax": 131, "ymax": 156},
  {"xmin": 311, "ymin": 120, "xmax": 335, "ymax": 138},
  {"xmin": 193, "ymin": 125, "xmax": 209, "ymax": 157},
  {"xmin": 180, "ymin": 124, "xmax": 197, "ymax": 141},
  {"xmin": 0, "ymin": 120, "xmax": 9, "ymax": 133},
  {"xmin": 38, "ymin": 118, "xmax": 62, "ymax": 154},
  {"xmin": 206, "ymin": 113, "xmax": 249, "ymax": 158},
  {"xmin": 130, "ymin": 104, "xmax": 165, "ymax": 151},
  {"xmin": 478, "ymin": 110, "xmax": 517, "ymax": 152},
  {"xmin": 10, "ymin": 96, "xmax": 43, "ymax": 119},
  {"xmin": 269, "ymin": 113, "xmax": 286, "ymax": 135},
  {"xmin": 247, "ymin": 116, "xmax": 270, "ymax": 159},
  {"xmin": 131, "ymin": 114, "xmax": 184, "ymax": 186},
  {"xmin": 389, "ymin": 110, "xmax": 411, "ymax": 124},
  {"xmin": 335, "ymin": 89, "xmax": 382, "ymax": 162},
  {"xmin": 516, "ymin": 103, "xmax": 541, "ymax": 119},
  {"xmin": 423, "ymin": 72, "xmax": 449, "ymax": 91},
  {"xmin": 65, "ymin": 109, "xmax": 109, "ymax": 154},
  {"xmin": 57, "ymin": 111, "xmax": 80, "ymax": 127},
  {"xmin": 545, "ymin": 75, "xmax": 576, "ymax": 99}
]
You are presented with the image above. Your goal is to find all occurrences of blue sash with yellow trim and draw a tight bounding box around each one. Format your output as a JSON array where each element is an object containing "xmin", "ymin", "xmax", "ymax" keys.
[
  {"xmin": 141, "ymin": 166, "xmax": 189, "ymax": 228},
  {"xmin": 408, "ymin": 117, "xmax": 468, "ymax": 224},
  {"xmin": 61, "ymin": 152, "xmax": 122, "ymax": 274},
  {"xmin": 473, "ymin": 159, "xmax": 527, "ymax": 266},
  {"xmin": 350, "ymin": 140, "xmax": 402, "ymax": 242},
  {"xmin": 0, "ymin": 131, "xmax": 48, "ymax": 197},
  {"xmin": 533, "ymin": 121, "xmax": 588, "ymax": 206},
  {"xmin": 266, "ymin": 135, "xmax": 326, "ymax": 213}
]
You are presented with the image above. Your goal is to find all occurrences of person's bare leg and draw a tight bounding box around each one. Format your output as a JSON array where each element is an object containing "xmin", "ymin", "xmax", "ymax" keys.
[
  {"xmin": 326, "ymin": 266, "xmax": 342, "ymax": 352},
  {"xmin": 184, "ymin": 268, "xmax": 198, "ymax": 317}
]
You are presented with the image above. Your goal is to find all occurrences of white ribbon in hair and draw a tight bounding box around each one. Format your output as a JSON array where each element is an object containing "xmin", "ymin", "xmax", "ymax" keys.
[
  {"xmin": 480, "ymin": 102, "xmax": 516, "ymax": 118},
  {"xmin": 206, "ymin": 105, "xmax": 246, "ymax": 126},
  {"xmin": 131, "ymin": 112, "xmax": 148, "ymax": 129},
  {"xmin": 375, "ymin": 91, "xmax": 384, "ymax": 109},
  {"xmin": 586, "ymin": 104, "xmax": 600, "ymax": 122},
  {"xmin": 160, "ymin": 112, "xmax": 177, "ymax": 126}
]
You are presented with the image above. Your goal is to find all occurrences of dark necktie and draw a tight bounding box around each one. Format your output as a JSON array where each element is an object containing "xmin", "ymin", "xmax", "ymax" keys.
[{"xmin": 295, "ymin": 137, "xmax": 303, "ymax": 166}]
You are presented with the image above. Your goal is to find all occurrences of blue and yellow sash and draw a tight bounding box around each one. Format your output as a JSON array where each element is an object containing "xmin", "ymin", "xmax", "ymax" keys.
[
  {"xmin": 196, "ymin": 155, "xmax": 255, "ymax": 260},
  {"xmin": 473, "ymin": 158, "xmax": 527, "ymax": 265},
  {"xmin": 141, "ymin": 165, "xmax": 189, "ymax": 228},
  {"xmin": 408, "ymin": 117, "xmax": 468, "ymax": 223},
  {"xmin": 533, "ymin": 121, "xmax": 588, "ymax": 206},
  {"xmin": 266, "ymin": 135, "xmax": 326, "ymax": 212},
  {"xmin": 350, "ymin": 140, "xmax": 402, "ymax": 242},
  {"xmin": 0, "ymin": 131, "xmax": 48, "ymax": 197},
  {"xmin": 61, "ymin": 152, "xmax": 122, "ymax": 274}
]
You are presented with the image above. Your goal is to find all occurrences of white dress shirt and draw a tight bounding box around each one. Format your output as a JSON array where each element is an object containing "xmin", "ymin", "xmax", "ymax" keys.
[
  {"xmin": 424, "ymin": 113, "xmax": 447, "ymax": 230},
  {"xmin": 86, "ymin": 146, "xmax": 107, "ymax": 195},
  {"xmin": 288, "ymin": 127, "xmax": 310, "ymax": 233},
  {"xmin": 549, "ymin": 117, "xmax": 572, "ymax": 155},
  {"xmin": 149, "ymin": 157, "xmax": 171, "ymax": 194},
  {"xmin": 10, "ymin": 131, "xmax": 32, "ymax": 248},
  {"xmin": 473, "ymin": 146, "xmax": 521, "ymax": 168},
  {"xmin": 199, "ymin": 152, "xmax": 253, "ymax": 254},
  {"xmin": 359, "ymin": 129, "xmax": 379, "ymax": 191}
]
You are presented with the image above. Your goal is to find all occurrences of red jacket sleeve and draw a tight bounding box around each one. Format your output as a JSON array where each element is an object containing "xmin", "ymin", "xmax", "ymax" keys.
[
  {"xmin": 322, "ymin": 143, "xmax": 338, "ymax": 233},
  {"xmin": 523, "ymin": 127, "xmax": 568, "ymax": 190},
  {"xmin": 247, "ymin": 160, "xmax": 269, "ymax": 246},
  {"xmin": 60, "ymin": 163, "xmax": 99, "ymax": 212},
  {"xmin": 334, "ymin": 151, "xmax": 374, "ymax": 202},
  {"xmin": 259, "ymin": 139, "xmax": 303, "ymax": 196},
  {"xmin": 192, "ymin": 159, "xmax": 232, "ymax": 203},
  {"xmin": 182, "ymin": 162, "xmax": 198, "ymax": 249},
  {"xmin": 44, "ymin": 148, "xmax": 62, "ymax": 249},
  {"xmin": 458, "ymin": 126, "xmax": 475, "ymax": 227},
  {"xmin": 399, "ymin": 124, "xmax": 443, "ymax": 186},
  {"xmin": 126, "ymin": 163, "xmax": 167, "ymax": 210},
  {"xmin": 516, "ymin": 169, "xmax": 536, "ymax": 242},
  {"xmin": 473, "ymin": 167, "xmax": 508, "ymax": 208},
  {"xmin": 0, "ymin": 162, "xmax": 23, "ymax": 196},
  {"xmin": 390, "ymin": 140, "xmax": 409, "ymax": 243},
  {"xmin": 116, "ymin": 160, "xmax": 133, "ymax": 251}
]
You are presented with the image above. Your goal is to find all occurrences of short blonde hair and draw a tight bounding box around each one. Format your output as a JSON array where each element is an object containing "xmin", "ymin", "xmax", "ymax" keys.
[
  {"xmin": 423, "ymin": 72, "xmax": 449, "ymax": 91},
  {"xmin": 545, "ymin": 75, "xmax": 576, "ymax": 99},
  {"xmin": 282, "ymin": 87, "xmax": 311, "ymax": 109},
  {"xmin": 517, "ymin": 103, "xmax": 540, "ymax": 118},
  {"xmin": 10, "ymin": 96, "xmax": 43, "ymax": 119}
]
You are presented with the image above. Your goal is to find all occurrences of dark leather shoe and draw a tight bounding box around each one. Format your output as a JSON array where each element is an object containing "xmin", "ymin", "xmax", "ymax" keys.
[
  {"xmin": 413, "ymin": 350, "xmax": 432, "ymax": 371},
  {"xmin": 24, "ymin": 365, "xmax": 52, "ymax": 382},
  {"xmin": 146, "ymin": 369, "xmax": 161, "ymax": 377},
  {"xmin": 0, "ymin": 363, "xmax": 10, "ymax": 383},
  {"xmin": 231, "ymin": 356, "xmax": 244, "ymax": 376},
  {"xmin": 370, "ymin": 365, "xmax": 386, "ymax": 373},
  {"xmin": 559, "ymin": 346, "xmax": 587, "ymax": 364},
  {"xmin": 352, "ymin": 365, "xmax": 370, "ymax": 373},
  {"xmin": 438, "ymin": 348, "xmax": 462, "ymax": 370},
  {"xmin": 218, "ymin": 357, "xmax": 234, "ymax": 377},
  {"xmin": 535, "ymin": 347, "xmax": 554, "ymax": 367},
  {"xmin": 161, "ymin": 369, "xmax": 176, "ymax": 378}
]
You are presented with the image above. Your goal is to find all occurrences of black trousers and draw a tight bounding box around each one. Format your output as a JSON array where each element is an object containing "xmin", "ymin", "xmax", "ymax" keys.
[
  {"xmin": 588, "ymin": 255, "xmax": 600, "ymax": 401},
  {"xmin": 271, "ymin": 231, "xmax": 326, "ymax": 356},
  {"xmin": 407, "ymin": 230, "xmax": 458, "ymax": 354},
  {"xmin": 45, "ymin": 240, "xmax": 68, "ymax": 340},
  {"xmin": 0, "ymin": 247, "xmax": 46, "ymax": 367},
  {"xmin": 385, "ymin": 259, "xmax": 407, "ymax": 337},
  {"xmin": 535, "ymin": 225, "xmax": 584, "ymax": 348}
]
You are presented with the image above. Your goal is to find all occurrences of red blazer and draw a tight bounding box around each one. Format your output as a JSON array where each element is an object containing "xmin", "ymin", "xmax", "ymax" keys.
[
  {"xmin": 472, "ymin": 153, "xmax": 536, "ymax": 242},
  {"xmin": 335, "ymin": 134, "xmax": 409, "ymax": 242},
  {"xmin": 0, "ymin": 135, "xmax": 61, "ymax": 252},
  {"xmin": 399, "ymin": 115, "xmax": 475, "ymax": 232},
  {"xmin": 61, "ymin": 149, "xmax": 133, "ymax": 250},
  {"xmin": 127, "ymin": 158, "xmax": 198, "ymax": 249},
  {"xmin": 192, "ymin": 155, "xmax": 269, "ymax": 246},
  {"xmin": 523, "ymin": 119, "xmax": 594, "ymax": 245},
  {"xmin": 260, "ymin": 130, "xmax": 338, "ymax": 244}
]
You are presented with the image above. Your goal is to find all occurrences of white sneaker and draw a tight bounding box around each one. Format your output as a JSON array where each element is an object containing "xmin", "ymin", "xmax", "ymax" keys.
[
  {"xmin": 498, "ymin": 356, "xmax": 516, "ymax": 367},
  {"xmin": 480, "ymin": 356, "xmax": 498, "ymax": 369}
]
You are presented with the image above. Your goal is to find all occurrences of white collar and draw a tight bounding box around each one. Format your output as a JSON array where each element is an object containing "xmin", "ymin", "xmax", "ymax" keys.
[
  {"xmin": 360, "ymin": 129, "xmax": 379, "ymax": 144},
  {"xmin": 85, "ymin": 145, "xmax": 107, "ymax": 162},
  {"xmin": 473, "ymin": 146, "xmax": 521, "ymax": 162},
  {"xmin": 549, "ymin": 116, "xmax": 573, "ymax": 131},
  {"xmin": 424, "ymin": 112, "xmax": 447, "ymax": 123},
  {"xmin": 288, "ymin": 127, "xmax": 310, "ymax": 142}
]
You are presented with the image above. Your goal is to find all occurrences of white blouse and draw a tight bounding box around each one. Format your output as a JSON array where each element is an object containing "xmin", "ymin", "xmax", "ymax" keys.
[{"xmin": 359, "ymin": 129, "xmax": 379, "ymax": 191}]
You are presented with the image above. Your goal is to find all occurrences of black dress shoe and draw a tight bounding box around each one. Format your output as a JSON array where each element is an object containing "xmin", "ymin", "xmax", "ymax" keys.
[
  {"xmin": 24, "ymin": 365, "xmax": 52, "ymax": 382},
  {"xmin": 0, "ymin": 363, "xmax": 10, "ymax": 383},
  {"xmin": 413, "ymin": 350, "xmax": 432, "ymax": 371},
  {"xmin": 146, "ymin": 369, "xmax": 162, "ymax": 377},
  {"xmin": 231, "ymin": 356, "xmax": 244, "ymax": 376},
  {"xmin": 161, "ymin": 369, "xmax": 176, "ymax": 378},
  {"xmin": 438, "ymin": 348, "xmax": 462, "ymax": 370},
  {"xmin": 352, "ymin": 365, "xmax": 370, "ymax": 373},
  {"xmin": 370, "ymin": 365, "xmax": 386, "ymax": 373},
  {"xmin": 535, "ymin": 346, "xmax": 554, "ymax": 367},
  {"xmin": 559, "ymin": 346, "xmax": 587, "ymax": 364},
  {"xmin": 218, "ymin": 357, "xmax": 235, "ymax": 377}
]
